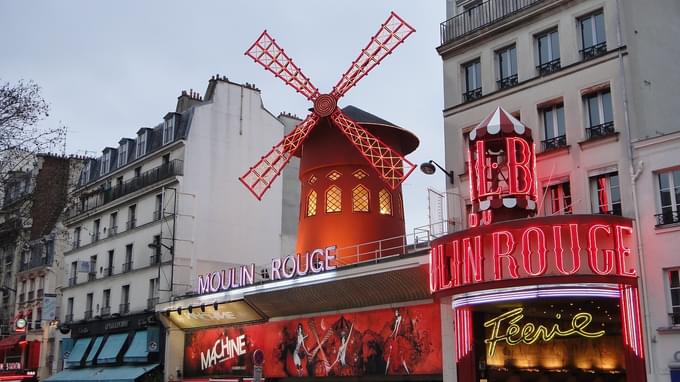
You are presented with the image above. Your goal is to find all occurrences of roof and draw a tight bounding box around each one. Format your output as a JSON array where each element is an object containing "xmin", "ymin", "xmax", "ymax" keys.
[{"xmin": 341, "ymin": 105, "xmax": 419, "ymax": 155}]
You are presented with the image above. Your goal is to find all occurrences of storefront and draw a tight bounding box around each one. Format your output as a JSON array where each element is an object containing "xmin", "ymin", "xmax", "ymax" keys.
[
  {"xmin": 0, "ymin": 319, "xmax": 40, "ymax": 382},
  {"xmin": 46, "ymin": 312, "xmax": 163, "ymax": 382}
]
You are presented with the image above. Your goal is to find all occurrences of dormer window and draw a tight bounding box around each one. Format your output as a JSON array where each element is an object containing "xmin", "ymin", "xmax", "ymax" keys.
[
  {"xmin": 81, "ymin": 161, "xmax": 91, "ymax": 184},
  {"xmin": 136, "ymin": 132, "xmax": 147, "ymax": 157},
  {"xmin": 163, "ymin": 118, "xmax": 175, "ymax": 145},
  {"xmin": 118, "ymin": 142, "xmax": 128, "ymax": 167},
  {"xmin": 100, "ymin": 152, "xmax": 111, "ymax": 175}
]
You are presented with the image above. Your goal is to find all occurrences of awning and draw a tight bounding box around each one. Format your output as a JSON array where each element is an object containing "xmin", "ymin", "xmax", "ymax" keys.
[
  {"xmin": 85, "ymin": 336, "xmax": 104, "ymax": 366},
  {"xmin": 0, "ymin": 335, "xmax": 23, "ymax": 350},
  {"xmin": 45, "ymin": 364, "xmax": 159, "ymax": 382},
  {"xmin": 123, "ymin": 331, "xmax": 147, "ymax": 363},
  {"xmin": 65, "ymin": 337, "xmax": 92, "ymax": 368},
  {"xmin": 97, "ymin": 333, "xmax": 127, "ymax": 365}
]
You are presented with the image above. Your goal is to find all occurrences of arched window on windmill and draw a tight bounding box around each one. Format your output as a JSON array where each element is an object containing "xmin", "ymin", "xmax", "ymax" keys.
[
  {"xmin": 379, "ymin": 189, "xmax": 392, "ymax": 215},
  {"xmin": 307, "ymin": 190, "xmax": 317, "ymax": 217},
  {"xmin": 326, "ymin": 186, "xmax": 342, "ymax": 213},
  {"xmin": 352, "ymin": 185, "xmax": 370, "ymax": 212}
]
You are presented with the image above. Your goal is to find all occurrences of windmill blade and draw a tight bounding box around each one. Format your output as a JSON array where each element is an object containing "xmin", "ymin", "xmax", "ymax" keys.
[
  {"xmin": 245, "ymin": 31, "xmax": 320, "ymax": 101},
  {"xmin": 330, "ymin": 110, "xmax": 416, "ymax": 189},
  {"xmin": 331, "ymin": 12, "xmax": 415, "ymax": 99},
  {"xmin": 239, "ymin": 113, "xmax": 320, "ymax": 200}
]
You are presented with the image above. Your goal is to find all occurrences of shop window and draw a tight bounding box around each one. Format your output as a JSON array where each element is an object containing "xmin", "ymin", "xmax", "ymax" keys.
[
  {"xmin": 669, "ymin": 269, "xmax": 680, "ymax": 326},
  {"xmin": 326, "ymin": 170, "xmax": 342, "ymax": 181},
  {"xmin": 352, "ymin": 185, "xmax": 370, "ymax": 212},
  {"xmin": 307, "ymin": 190, "xmax": 317, "ymax": 217},
  {"xmin": 656, "ymin": 169, "xmax": 680, "ymax": 226},
  {"xmin": 353, "ymin": 169, "xmax": 368, "ymax": 179},
  {"xmin": 544, "ymin": 182, "xmax": 572, "ymax": 215},
  {"xmin": 590, "ymin": 172, "xmax": 621, "ymax": 215},
  {"xmin": 325, "ymin": 186, "xmax": 342, "ymax": 213},
  {"xmin": 378, "ymin": 189, "xmax": 392, "ymax": 215}
]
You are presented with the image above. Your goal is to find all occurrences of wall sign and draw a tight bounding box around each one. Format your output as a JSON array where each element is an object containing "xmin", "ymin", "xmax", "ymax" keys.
[{"xmin": 0, "ymin": 362, "xmax": 22, "ymax": 371}]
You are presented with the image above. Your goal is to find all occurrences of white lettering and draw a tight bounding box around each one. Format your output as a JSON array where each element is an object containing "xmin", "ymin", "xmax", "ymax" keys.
[{"xmin": 200, "ymin": 334, "xmax": 249, "ymax": 370}]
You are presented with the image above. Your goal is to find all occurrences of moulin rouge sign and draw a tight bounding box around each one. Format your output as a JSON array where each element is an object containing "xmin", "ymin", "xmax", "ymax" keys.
[{"xmin": 197, "ymin": 245, "xmax": 337, "ymax": 295}]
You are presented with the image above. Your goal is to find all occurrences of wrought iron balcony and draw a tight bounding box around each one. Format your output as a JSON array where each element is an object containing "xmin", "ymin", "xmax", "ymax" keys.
[
  {"xmin": 68, "ymin": 277, "xmax": 77, "ymax": 287},
  {"xmin": 497, "ymin": 74, "xmax": 518, "ymax": 90},
  {"xmin": 586, "ymin": 121, "xmax": 615, "ymax": 140},
  {"xmin": 67, "ymin": 159, "xmax": 183, "ymax": 219},
  {"xmin": 537, "ymin": 58, "xmax": 561, "ymax": 75},
  {"xmin": 101, "ymin": 306, "xmax": 111, "ymax": 316},
  {"xmin": 147, "ymin": 297, "xmax": 159, "ymax": 310},
  {"xmin": 104, "ymin": 266, "xmax": 114, "ymax": 277},
  {"xmin": 670, "ymin": 312, "xmax": 680, "ymax": 326},
  {"xmin": 84, "ymin": 310, "xmax": 93, "ymax": 320},
  {"xmin": 463, "ymin": 87, "xmax": 483, "ymax": 102},
  {"xmin": 119, "ymin": 303, "xmax": 130, "ymax": 314},
  {"xmin": 18, "ymin": 254, "xmax": 54, "ymax": 272},
  {"xmin": 153, "ymin": 210, "xmax": 162, "ymax": 221},
  {"xmin": 541, "ymin": 135, "xmax": 567, "ymax": 151},
  {"xmin": 126, "ymin": 219, "xmax": 136, "ymax": 230},
  {"xmin": 88, "ymin": 272, "xmax": 97, "ymax": 281},
  {"xmin": 150, "ymin": 254, "xmax": 161, "ymax": 265},
  {"xmin": 108, "ymin": 226, "xmax": 118, "ymax": 237},
  {"xmin": 122, "ymin": 262, "xmax": 133, "ymax": 273},
  {"xmin": 440, "ymin": 0, "xmax": 546, "ymax": 45},
  {"xmin": 72, "ymin": 239, "xmax": 81, "ymax": 249},
  {"xmin": 581, "ymin": 42, "xmax": 607, "ymax": 60},
  {"xmin": 92, "ymin": 232, "xmax": 100, "ymax": 242},
  {"xmin": 656, "ymin": 211, "xmax": 680, "ymax": 226}
]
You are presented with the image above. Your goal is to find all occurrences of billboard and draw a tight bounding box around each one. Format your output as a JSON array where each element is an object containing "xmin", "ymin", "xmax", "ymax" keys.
[{"xmin": 183, "ymin": 303, "xmax": 442, "ymax": 378}]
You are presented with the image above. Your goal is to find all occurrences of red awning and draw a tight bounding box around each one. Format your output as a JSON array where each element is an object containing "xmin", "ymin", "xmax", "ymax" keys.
[{"xmin": 0, "ymin": 335, "xmax": 23, "ymax": 350}]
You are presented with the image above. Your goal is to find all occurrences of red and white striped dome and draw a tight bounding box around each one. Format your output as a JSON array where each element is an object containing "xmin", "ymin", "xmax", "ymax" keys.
[{"xmin": 469, "ymin": 106, "xmax": 528, "ymax": 141}]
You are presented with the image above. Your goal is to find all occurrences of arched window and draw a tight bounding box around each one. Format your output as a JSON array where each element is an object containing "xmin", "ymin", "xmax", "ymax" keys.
[
  {"xmin": 325, "ymin": 186, "xmax": 342, "ymax": 213},
  {"xmin": 352, "ymin": 185, "xmax": 370, "ymax": 212},
  {"xmin": 307, "ymin": 190, "xmax": 317, "ymax": 217},
  {"xmin": 379, "ymin": 189, "xmax": 392, "ymax": 215}
]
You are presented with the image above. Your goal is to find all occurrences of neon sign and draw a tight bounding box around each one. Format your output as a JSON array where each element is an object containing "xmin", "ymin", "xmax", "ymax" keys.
[
  {"xmin": 483, "ymin": 307, "xmax": 605, "ymax": 357},
  {"xmin": 429, "ymin": 215, "xmax": 637, "ymax": 294}
]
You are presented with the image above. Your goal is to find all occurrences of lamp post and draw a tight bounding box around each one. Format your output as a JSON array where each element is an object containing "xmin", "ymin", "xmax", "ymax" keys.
[{"xmin": 420, "ymin": 160, "xmax": 455, "ymax": 184}]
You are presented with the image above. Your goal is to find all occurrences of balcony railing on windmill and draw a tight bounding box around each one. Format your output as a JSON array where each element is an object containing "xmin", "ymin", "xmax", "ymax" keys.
[
  {"xmin": 67, "ymin": 159, "xmax": 183, "ymax": 219},
  {"xmin": 580, "ymin": 42, "xmax": 607, "ymax": 61},
  {"xmin": 440, "ymin": 0, "xmax": 545, "ymax": 45},
  {"xmin": 463, "ymin": 88, "xmax": 482, "ymax": 102},
  {"xmin": 586, "ymin": 121, "xmax": 615, "ymax": 140},
  {"xmin": 541, "ymin": 135, "xmax": 567, "ymax": 152},
  {"xmin": 537, "ymin": 58, "xmax": 561, "ymax": 75},
  {"xmin": 656, "ymin": 211, "xmax": 680, "ymax": 227}
]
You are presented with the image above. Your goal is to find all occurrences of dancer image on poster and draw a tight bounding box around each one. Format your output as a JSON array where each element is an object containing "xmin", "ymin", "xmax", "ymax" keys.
[
  {"xmin": 294, "ymin": 323, "xmax": 309, "ymax": 376},
  {"xmin": 384, "ymin": 308, "xmax": 413, "ymax": 375},
  {"xmin": 331, "ymin": 323, "xmax": 354, "ymax": 369}
]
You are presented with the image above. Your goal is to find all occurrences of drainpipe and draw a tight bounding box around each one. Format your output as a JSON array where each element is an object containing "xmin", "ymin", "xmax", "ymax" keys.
[{"xmin": 614, "ymin": 0, "xmax": 655, "ymax": 375}]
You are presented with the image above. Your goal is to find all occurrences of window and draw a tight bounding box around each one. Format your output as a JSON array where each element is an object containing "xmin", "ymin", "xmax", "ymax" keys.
[
  {"xmin": 151, "ymin": 235, "xmax": 161, "ymax": 264},
  {"xmin": 120, "ymin": 285, "xmax": 130, "ymax": 314},
  {"xmin": 536, "ymin": 29, "xmax": 560, "ymax": 74},
  {"xmin": 109, "ymin": 212, "xmax": 118, "ymax": 236},
  {"xmin": 496, "ymin": 45, "xmax": 517, "ymax": 89},
  {"xmin": 162, "ymin": 153, "xmax": 170, "ymax": 165},
  {"xmin": 463, "ymin": 60, "xmax": 482, "ymax": 101},
  {"xmin": 327, "ymin": 170, "xmax": 342, "ymax": 181},
  {"xmin": 541, "ymin": 104, "xmax": 566, "ymax": 151},
  {"xmin": 89, "ymin": 255, "xmax": 97, "ymax": 280},
  {"xmin": 669, "ymin": 270, "xmax": 680, "ymax": 326},
  {"xmin": 591, "ymin": 172, "xmax": 621, "ymax": 215},
  {"xmin": 73, "ymin": 227, "xmax": 81, "ymax": 248},
  {"xmin": 148, "ymin": 279, "xmax": 159, "ymax": 309},
  {"xmin": 584, "ymin": 90, "xmax": 614, "ymax": 139},
  {"xmin": 85, "ymin": 293, "xmax": 93, "ymax": 319},
  {"xmin": 118, "ymin": 142, "xmax": 128, "ymax": 167},
  {"xmin": 127, "ymin": 204, "xmax": 136, "ymax": 230},
  {"xmin": 124, "ymin": 244, "xmax": 133, "ymax": 273},
  {"xmin": 352, "ymin": 185, "xmax": 370, "ymax": 212},
  {"xmin": 379, "ymin": 189, "xmax": 392, "ymax": 215},
  {"xmin": 325, "ymin": 186, "xmax": 342, "ymax": 213},
  {"xmin": 106, "ymin": 250, "xmax": 114, "ymax": 276},
  {"xmin": 69, "ymin": 262, "xmax": 77, "ymax": 286},
  {"xmin": 134, "ymin": 166, "xmax": 141, "ymax": 178},
  {"xmin": 154, "ymin": 194, "xmax": 162, "ymax": 221},
  {"xmin": 163, "ymin": 118, "xmax": 175, "ymax": 144},
  {"xmin": 353, "ymin": 169, "xmax": 368, "ymax": 179},
  {"xmin": 100, "ymin": 152, "xmax": 111, "ymax": 175},
  {"xmin": 136, "ymin": 132, "xmax": 147, "ymax": 157},
  {"xmin": 93, "ymin": 219, "xmax": 100, "ymax": 242},
  {"xmin": 66, "ymin": 298, "xmax": 74, "ymax": 322},
  {"xmin": 102, "ymin": 289, "xmax": 111, "ymax": 316},
  {"xmin": 579, "ymin": 11, "xmax": 606, "ymax": 59},
  {"xmin": 306, "ymin": 190, "xmax": 317, "ymax": 217},
  {"xmin": 656, "ymin": 169, "xmax": 680, "ymax": 226},
  {"xmin": 544, "ymin": 182, "xmax": 572, "ymax": 215}
]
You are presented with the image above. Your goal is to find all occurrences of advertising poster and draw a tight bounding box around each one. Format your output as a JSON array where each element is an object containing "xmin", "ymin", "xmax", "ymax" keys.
[{"xmin": 183, "ymin": 303, "xmax": 442, "ymax": 378}]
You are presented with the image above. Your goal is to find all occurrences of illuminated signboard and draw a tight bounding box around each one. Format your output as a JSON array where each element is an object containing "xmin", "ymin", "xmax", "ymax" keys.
[
  {"xmin": 197, "ymin": 245, "xmax": 337, "ymax": 295},
  {"xmin": 483, "ymin": 307, "xmax": 605, "ymax": 357},
  {"xmin": 429, "ymin": 215, "xmax": 637, "ymax": 294},
  {"xmin": 0, "ymin": 362, "xmax": 22, "ymax": 371}
]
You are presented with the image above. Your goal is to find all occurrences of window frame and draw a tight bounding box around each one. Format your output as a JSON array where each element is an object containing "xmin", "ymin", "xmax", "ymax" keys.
[
  {"xmin": 163, "ymin": 118, "xmax": 175, "ymax": 145},
  {"xmin": 590, "ymin": 171, "xmax": 621, "ymax": 215},
  {"xmin": 579, "ymin": 10, "xmax": 606, "ymax": 50},
  {"xmin": 543, "ymin": 181, "xmax": 572, "ymax": 216},
  {"xmin": 118, "ymin": 142, "xmax": 128, "ymax": 167},
  {"xmin": 462, "ymin": 59, "xmax": 482, "ymax": 101},
  {"xmin": 351, "ymin": 185, "xmax": 370, "ymax": 213},
  {"xmin": 536, "ymin": 29, "xmax": 560, "ymax": 65},
  {"xmin": 540, "ymin": 103, "xmax": 566, "ymax": 150},
  {"xmin": 668, "ymin": 268, "xmax": 680, "ymax": 326},
  {"xmin": 655, "ymin": 169, "xmax": 680, "ymax": 226},
  {"xmin": 496, "ymin": 44, "xmax": 517, "ymax": 89},
  {"xmin": 100, "ymin": 152, "xmax": 111, "ymax": 175},
  {"xmin": 136, "ymin": 132, "xmax": 147, "ymax": 157},
  {"xmin": 325, "ymin": 186, "xmax": 342, "ymax": 213}
]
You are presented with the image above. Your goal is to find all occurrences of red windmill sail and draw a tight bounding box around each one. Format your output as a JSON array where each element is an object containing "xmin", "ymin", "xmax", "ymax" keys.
[{"xmin": 240, "ymin": 12, "xmax": 417, "ymax": 200}]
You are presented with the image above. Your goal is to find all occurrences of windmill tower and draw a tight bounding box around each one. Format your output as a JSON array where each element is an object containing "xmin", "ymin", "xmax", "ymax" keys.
[{"xmin": 240, "ymin": 13, "xmax": 419, "ymax": 262}]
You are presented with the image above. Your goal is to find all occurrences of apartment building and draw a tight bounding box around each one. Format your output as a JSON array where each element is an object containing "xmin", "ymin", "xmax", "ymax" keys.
[
  {"xmin": 53, "ymin": 76, "xmax": 299, "ymax": 381},
  {"xmin": 437, "ymin": 0, "xmax": 680, "ymax": 380}
]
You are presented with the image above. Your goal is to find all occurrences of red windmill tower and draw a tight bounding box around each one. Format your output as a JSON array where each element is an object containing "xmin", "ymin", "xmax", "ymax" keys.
[{"xmin": 240, "ymin": 12, "xmax": 419, "ymax": 262}]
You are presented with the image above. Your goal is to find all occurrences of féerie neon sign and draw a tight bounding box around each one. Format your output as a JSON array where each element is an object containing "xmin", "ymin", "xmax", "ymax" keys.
[{"xmin": 483, "ymin": 307, "xmax": 605, "ymax": 357}]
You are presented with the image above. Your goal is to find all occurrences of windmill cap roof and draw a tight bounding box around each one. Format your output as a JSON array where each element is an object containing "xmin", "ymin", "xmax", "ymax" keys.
[
  {"xmin": 341, "ymin": 105, "xmax": 419, "ymax": 155},
  {"xmin": 469, "ymin": 106, "xmax": 531, "ymax": 141}
]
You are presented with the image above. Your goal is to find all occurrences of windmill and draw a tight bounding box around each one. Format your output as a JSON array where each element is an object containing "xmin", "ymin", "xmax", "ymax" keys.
[{"xmin": 241, "ymin": 12, "xmax": 420, "ymax": 261}]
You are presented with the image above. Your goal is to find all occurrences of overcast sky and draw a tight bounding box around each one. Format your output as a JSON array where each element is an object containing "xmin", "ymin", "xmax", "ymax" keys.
[{"xmin": 1, "ymin": 0, "xmax": 448, "ymax": 234}]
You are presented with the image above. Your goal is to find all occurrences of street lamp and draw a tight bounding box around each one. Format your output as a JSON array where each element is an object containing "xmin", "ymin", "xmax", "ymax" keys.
[{"xmin": 420, "ymin": 160, "xmax": 455, "ymax": 184}]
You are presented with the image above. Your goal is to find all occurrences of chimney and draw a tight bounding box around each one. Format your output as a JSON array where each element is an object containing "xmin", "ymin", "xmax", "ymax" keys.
[{"xmin": 176, "ymin": 89, "xmax": 203, "ymax": 113}]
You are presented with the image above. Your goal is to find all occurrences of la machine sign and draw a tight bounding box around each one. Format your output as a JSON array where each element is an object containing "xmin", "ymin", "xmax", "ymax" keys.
[{"xmin": 429, "ymin": 215, "xmax": 637, "ymax": 294}]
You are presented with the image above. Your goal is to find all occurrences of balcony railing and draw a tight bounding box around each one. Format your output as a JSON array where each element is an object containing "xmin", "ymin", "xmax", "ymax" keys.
[
  {"xmin": 72, "ymin": 239, "xmax": 81, "ymax": 249},
  {"xmin": 122, "ymin": 262, "xmax": 133, "ymax": 273},
  {"xmin": 108, "ymin": 226, "xmax": 118, "ymax": 237},
  {"xmin": 656, "ymin": 211, "xmax": 680, "ymax": 226},
  {"xmin": 119, "ymin": 303, "xmax": 130, "ymax": 314},
  {"xmin": 68, "ymin": 277, "xmax": 77, "ymax": 287},
  {"xmin": 150, "ymin": 254, "xmax": 161, "ymax": 265},
  {"xmin": 126, "ymin": 219, "xmax": 137, "ymax": 230},
  {"xmin": 104, "ymin": 266, "xmax": 114, "ymax": 277},
  {"xmin": 537, "ymin": 58, "xmax": 561, "ymax": 75},
  {"xmin": 541, "ymin": 135, "xmax": 567, "ymax": 151},
  {"xmin": 27, "ymin": 291, "xmax": 34, "ymax": 301},
  {"xmin": 88, "ymin": 272, "xmax": 97, "ymax": 281},
  {"xmin": 18, "ymin": 254, "xmax": 54, "ymax": 272},
  {"xmin": 67, "ymin": 160, "xmax": 183, "ymax": 219},
  {"xmin": 64, "ymin": 314, "xmax": 73, "ymax": 323},
  {"xmin": 497, "ymin": 74, "xmax": 518, "ymax": 90},
  {"xmin": 153, "ymin": 210, "xmax": 162, "ymax": 221},
  {"xmin": 92, "ymin": 232, "xmax": 100, "ymax": 242},
  {"xmin": 463, "ymin": 87, "xmax": 482, "ymax": 102},
  {"xmin": 101, "ymin": 306, "xmax": 111, "ymax": 316},
  {"xmin": 84, "ymin": 310, "xmax": 93, "ymax": 320},
  {"xmin": 147, "ymin": 297, "xmax": 159, "ymax": 310},
  {"xmin": 440, "ymin": 0, "xmax": 545, "ymax": 45},
  {"xmin": 670, "ymin": 311, "xmax": 680, "ymax": 326},
  {"xmin": 581, "ymin": 42, "xmax": 607, "ymax": 60},
  {"xmin": 586, "ymin": 121, "xmax": 615, "ymax": 140}
]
